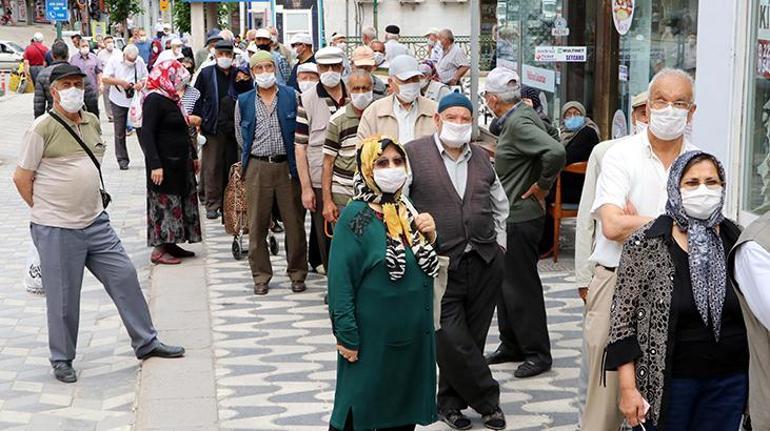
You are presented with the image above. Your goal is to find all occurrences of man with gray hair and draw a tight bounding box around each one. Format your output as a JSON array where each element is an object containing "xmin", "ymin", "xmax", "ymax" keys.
[
  {"xmin": 584, "ymin": 68, "xmax": 697, "ymax": 429},
  {"xmin": 436, "ymin": 29, "xmax": 469, "ymax": 86},
  {"xmin": 482, "ymin": 66, "xmax": 564, "ymax": 379},
  {"xmin": 361, "ymin": 26, "xmax": 377, "ymax": 47},
  {"xmin": 101, "ymin": 44, "xmax": 148, "ymax": 170}
]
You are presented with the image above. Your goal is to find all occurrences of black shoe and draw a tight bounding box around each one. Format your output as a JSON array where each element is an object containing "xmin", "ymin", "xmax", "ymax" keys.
[
  {"xmin": 514, "ymin": 360, "xmax": 551, "ymax": 378},
  {"xmin": 206, "ymin": 210, "xmax": 219, "ymax": 220},
  {"xmin": 291, "ymin": 281, "xmax": 306, "ymax": 293},
  {"xmin": 52, "ymin": 361, "xmax": 77, "ymax": 383},
  {"xmin": 485, "ymin": 345, "xmax": 524, "ymax": 365},
  {"xmin": 166, "ymin": 244, "xmax": 195, "ymax": 258},
  {"xmin": 270, "ymin": 221, "xmax": 284, "ymax": 233},
  {"xmin": 439, "ymin": 410, "xmax": 472, "ymax": 430},
  {"xmin": 254, "ymin": 283, "xmax": 269, "ymax": 295},
  {"xmin": 323, "ymin": 294, "xmax": 328, "ymax": 305},
  {"xmin": 119, "ymin": 163, "xmax": 129, "ymax": 170},
  {"xmin": 138, "ymin": 342, "xmax": 186, "ymax": 360},
  {"xmin": 482, "ymin": 407, "xmax": 506, "ymax": 430}
]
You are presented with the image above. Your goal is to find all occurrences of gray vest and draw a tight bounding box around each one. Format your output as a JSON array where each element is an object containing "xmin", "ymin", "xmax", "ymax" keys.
[
  {"xmin": 406, "ymin": 135, "xmax": 498, "ymax": 270},
  {"xmin": 729, "ymin": 212, "xmax": 770, "ymax": 430}
]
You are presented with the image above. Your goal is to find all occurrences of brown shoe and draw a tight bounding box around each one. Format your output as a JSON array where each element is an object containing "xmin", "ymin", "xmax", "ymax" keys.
[
  {"xmin": 254, "ymin": 283, "xmax": 269, "ymax": 295},
  {"xmin": 151, "ymin": 251, "xmax": 181, "ymax": 265},
  {"xmin": 291, "ymin": 281, "xmax": 306, "ymax": 293}
]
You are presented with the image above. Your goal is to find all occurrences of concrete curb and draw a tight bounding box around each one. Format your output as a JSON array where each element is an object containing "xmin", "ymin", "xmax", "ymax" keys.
[{"xmin": 135, "ymin": 243, "xmax": 220, "ymax": 430}]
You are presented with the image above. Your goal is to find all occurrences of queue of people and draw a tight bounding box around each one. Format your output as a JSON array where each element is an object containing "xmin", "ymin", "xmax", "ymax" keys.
[{"xmin": 13, "ymin": 24, "xmax": 770, "ymax": 431}]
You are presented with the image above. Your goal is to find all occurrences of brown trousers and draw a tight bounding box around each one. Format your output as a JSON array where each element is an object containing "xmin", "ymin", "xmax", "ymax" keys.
[
  {"xmin": 246, "ymin": 160, "xmax": 308, "ymax": 284},
  {"xmin": 580, "ymin": 265, "xmax": 624, "ymax": 431},
  {"xmin": 202, "ymin": 132, "xmax": 235, "ymax": 212}
]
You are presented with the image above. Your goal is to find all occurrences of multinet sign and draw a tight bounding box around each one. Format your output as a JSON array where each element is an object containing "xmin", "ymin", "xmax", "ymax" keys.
[{"xmin": 534, "ymin": 46, "xmax": 587, "ymax": 63}]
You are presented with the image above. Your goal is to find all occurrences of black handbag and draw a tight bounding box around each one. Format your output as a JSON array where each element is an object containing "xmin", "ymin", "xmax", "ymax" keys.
[{"xmin": 48, "ymin": 111, "xmax": 112, "ymax": 209}]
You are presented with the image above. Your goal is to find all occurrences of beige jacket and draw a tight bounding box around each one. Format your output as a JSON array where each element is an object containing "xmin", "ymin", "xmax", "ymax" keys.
[{"xmin": 356, "ymin": 94, "xmax": 437, "ymax": 144}]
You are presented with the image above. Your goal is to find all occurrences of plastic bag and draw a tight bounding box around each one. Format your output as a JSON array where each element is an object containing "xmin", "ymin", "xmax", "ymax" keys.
[
  {"xmin": 129, "ymin": 91, "xmax": 145, "ymax": 128},
  {"xmin": 23, "ymin": 243, "xmax": 44, "ymax": 295}
]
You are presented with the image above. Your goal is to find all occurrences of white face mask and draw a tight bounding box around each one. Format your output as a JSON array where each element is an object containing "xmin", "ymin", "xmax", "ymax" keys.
[
  {"xmin": 680, "ymin": 184, "xmax": 723, "ymax": 220},
  {"xmin": 320, "ymin": 71, "xmax": 342, "ymax": 88},
  {"xmin": 396, "ymin": 82, "xmax": 420, "ymax": 104},
  {"xmin": 291, "ymin": 47, "xmax": 300, "ymax": 59},
  {"xmin": 373, "ymin": 52, "xmax": 385, "ymax": 66},
  {"xmin": 351, "ymin": 91, "xmax": 373, "ymax": 110},
  {"xmin": 633, "ymin": 121, "xmax": 648, "ymax": 135},
  {"xmin": 57, "ymin": 87, "xmax": 85, "ymax": 113},
  {"xmin": 209, "ymin": 47, "xmax": 216, "ymax": 56},
  {"xmin": 420, "ymin": 78, "xmax": 430, "ymax": 90},
  {"xmin": 336, "ymin": 42, "xmax": 347, "ymax": 51},
  {"xmin": 79, "ymin": 47, "xmax": 90, "ymax": 56},
  {"xmin": 439, "ymin": 121, "xmax": 472, "ymax": 148},
  {"xmin": 649, "ymin": 105, "xmax": 689, "ymax": 140},
  {"xmin": 254, "ymin": 72, "xmax": 276, "ymax": 89},
  {"xmin": 373, "ymin": 167, "xmax": 407, "ymax": 194},
  {"xmin": 216, "ymin": 57, "xmax": 233, "ymax": 69},
  {"xmin": 298, "ymin": 80, "xmax": 316, "ymax": 93},
  {"xmin": 172, "ymin": 47, "xmax": 182, "ymax": 56},
  {"xmin": 106, "ymin": 42, "xmax": 114, "ymax": 51}
]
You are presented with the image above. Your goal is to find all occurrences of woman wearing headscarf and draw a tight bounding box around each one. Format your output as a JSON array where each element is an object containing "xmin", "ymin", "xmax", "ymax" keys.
[
  {"xmin": 540, "ymin": 100, "xmax": 602, "ymax": 255},
  {"xmin": 605, "ymin": 151, "xmax": 748, "ymax": 431},
  {"xmin": 140, "ymin": 59, "xmax": 202, "ymax": 264},
  {"xmin": 328, "ymin": 136, "xmax": 440, "ymax": 431}
]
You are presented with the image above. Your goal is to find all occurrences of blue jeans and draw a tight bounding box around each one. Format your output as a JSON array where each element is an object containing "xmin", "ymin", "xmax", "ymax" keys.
[{"xmin": 633, "ymin": 372, "xmax": 748, "ymax": 431}]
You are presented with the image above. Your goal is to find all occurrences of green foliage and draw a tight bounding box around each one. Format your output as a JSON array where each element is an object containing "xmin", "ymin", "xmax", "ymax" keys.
[
  {"xmin": 173, "ymin": 0, "xmax": 191, "ymax": 34},
  {"xmin": 105, "ymin": 0, "xmax": 143, "ymax": 26},
  {"xmin": 218, "ymin": 3, "xmax": 238, "ymax": 30}
]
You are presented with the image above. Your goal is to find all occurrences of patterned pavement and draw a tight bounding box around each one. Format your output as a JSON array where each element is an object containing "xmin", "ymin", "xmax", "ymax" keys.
[
  {"xmin": 0, "ymin": 93, "xmax": 151, "ymax": 430},
  {"xmin": 203, "ymin": 215, "xmax": 584, "ymax": 431}
]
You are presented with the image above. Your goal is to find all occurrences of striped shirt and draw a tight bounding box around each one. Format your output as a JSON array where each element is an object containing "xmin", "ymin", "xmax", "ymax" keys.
[
  {"xmin": 180, "ymin": 85, "xmax": 201, "ymax": 115},
  {"xmin": 295, "ymin": 83, "xmax": 348, "ymax": 146},
  {"xmin": 323, "ymin": 104, "xmax": 361, "ymax": 202}
]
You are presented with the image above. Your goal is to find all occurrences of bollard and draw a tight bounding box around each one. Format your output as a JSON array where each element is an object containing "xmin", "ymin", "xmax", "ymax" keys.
[{"xmin": 0, "ymin": 71, "xmax": 6, "ymax": 98}]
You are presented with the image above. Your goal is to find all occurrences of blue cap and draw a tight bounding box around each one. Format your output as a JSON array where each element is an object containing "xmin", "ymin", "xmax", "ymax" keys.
[{"xmin": 438, "ymin": 90, "xmax": 473, "ymax": 114}]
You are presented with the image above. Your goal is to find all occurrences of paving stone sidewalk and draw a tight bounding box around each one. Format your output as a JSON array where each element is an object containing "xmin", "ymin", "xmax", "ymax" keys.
[{"xmin": 0, "ymin": 93, "xmax": 152, "ymax": 431}]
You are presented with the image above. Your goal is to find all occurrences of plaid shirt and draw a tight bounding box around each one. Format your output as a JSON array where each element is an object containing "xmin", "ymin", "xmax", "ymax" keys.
[{"xmin": 234, "ymin": 93, "xmax": 285, "ymax": 157}]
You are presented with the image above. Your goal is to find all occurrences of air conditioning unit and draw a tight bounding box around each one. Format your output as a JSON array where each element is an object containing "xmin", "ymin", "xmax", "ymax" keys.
[
  {"xmin": 356, "ymin": 0, "xmax": 375, "ymax": 3},
  {"xmin": 399, "ymin": 0, "xmax": 425, "ymax": 4},
  {"xmin": 440, "ymin": 0, "xmax": 468, "ymax": 3}
]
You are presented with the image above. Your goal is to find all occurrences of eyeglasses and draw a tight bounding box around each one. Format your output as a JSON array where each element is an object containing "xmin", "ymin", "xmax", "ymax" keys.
[
  {"xmin": 650, "ymin": 99, "xmax": 692, "ymax": 110},
  {"xmin": 681, "ymin": 179, "xmax": 723, "ymax": 191}
]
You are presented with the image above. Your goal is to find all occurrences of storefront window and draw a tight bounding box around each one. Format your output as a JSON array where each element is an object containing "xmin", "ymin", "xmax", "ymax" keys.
[
  {"xmin": 617, "ymin": 0, "xmax": 699, "ymax": 131},
  {"xmin": 744, "ymin": 0, "xmax": 770, "ymax": 214}
]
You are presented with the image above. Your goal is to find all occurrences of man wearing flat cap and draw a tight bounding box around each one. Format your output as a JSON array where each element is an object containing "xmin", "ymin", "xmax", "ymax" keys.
[
  {"xmin": 193, "ymin": 39, "xmax": 239, "ymax": 220},
  {"xmin": 403, "ymin": 92, "xmax": 509, "ymax": 431},
  {"xmin": 235, "ymin": 50, "xmax": 308, "ymax": 296},
  {"xmin": 384, "ymin": 24, "xmax": 409, "ymax": 64},
  {"xmin": 287, "ymin": 33, "xmax": 316, "ymax": 91},
  {"xmin": 295, "ymin": 46, "xmax": 349, "ymax": 276},
  {"xmin": 13, "ymin": 64, "xmax": 185, "ymax": 384}
]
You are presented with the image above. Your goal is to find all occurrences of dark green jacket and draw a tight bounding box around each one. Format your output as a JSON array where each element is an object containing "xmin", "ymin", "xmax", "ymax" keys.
[
  {"xmin": 328, "ymin": 200, "xmax": 437, "ymax": 430},
  {"xmin": 494, "ymin": 103, "xmax": 565, "ymax": 223}
]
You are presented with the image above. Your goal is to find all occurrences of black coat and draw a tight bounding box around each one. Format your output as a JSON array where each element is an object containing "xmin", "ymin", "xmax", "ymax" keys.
[
  {"xmin": 560, "ymin": 126, "xmax": 600, "ymax": 204},
  {"xmin": 140, "ymin": 92, "xmax": 196, "ymax": 195},
  {"xmin": 34, "ymin": 60, "xmax": 99, "ymax": 118}
]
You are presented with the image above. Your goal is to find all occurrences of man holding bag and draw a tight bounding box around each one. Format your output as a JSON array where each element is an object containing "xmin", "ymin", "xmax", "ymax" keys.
[{"xmin": 403, "ymin": 92, "xmax": 509, "ymax": 431}]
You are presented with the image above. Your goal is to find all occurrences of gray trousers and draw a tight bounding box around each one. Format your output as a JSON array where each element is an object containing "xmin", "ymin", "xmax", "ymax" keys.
[
  {"xmin": 102, "ymin": 90, "xmax": 113, "ymax": 120},
  {"xmin": 111, "ymin": 102, "xmax": 132, "ymax": 165},
  {"xmin": 31, "ymin": 212, "xmax": 159, "ymax": 363}
]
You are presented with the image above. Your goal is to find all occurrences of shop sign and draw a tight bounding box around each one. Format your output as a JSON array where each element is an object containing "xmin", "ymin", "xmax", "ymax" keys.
[
  {"xmin": 44, "ymin": 0, "xmax": 69, "ymax": 21},
  {"xmin": 534, "ymin": 46, "xmax": 587, "ymax": 63},
  {"xmin": 760, "ymin": 0, "xmax": 770, "ymax": 41},
  {"xmin": 757, "ymin": 39, "xmax": 770, "ymax": 79},
  {"xmin": 612, "ymin": 109, "xmax": 628, "ymax": 139},
  {"xmin": 618, "ymin": 64, "xmax": 629, "ymax": 82},
  {"xmin": 522, "ymin": 64, "xmax": 556, "ymax": 93},
  {"xmin": 552, "ymin": 15, "xmax": 569, "ymax": 37},
  {"xmin": 91, "ymin": 21, "xmax": 107, "ymax": 37},
  {"xmin": 612, "ymin": 0, "xmax": 635, "ymax": 36}
]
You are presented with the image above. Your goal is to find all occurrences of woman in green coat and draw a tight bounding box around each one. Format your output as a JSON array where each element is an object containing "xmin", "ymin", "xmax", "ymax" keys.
[{"xmin": 328, "ymin": 136, "xmax": 440, "ymax": 431}]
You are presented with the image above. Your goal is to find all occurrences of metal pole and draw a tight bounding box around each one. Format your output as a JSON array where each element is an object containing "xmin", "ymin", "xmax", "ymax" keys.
[
  {"xmin": 56, "ymin": 21, "xmax": 62, "ymax": 39},
  {"xmin": 373, "ymin": 0, "xmax": 377, "ymax": 36},
  {"xmin": 470, "ymin": 0, "xmax": 479, "ymax": 136},
  {"xmin": 345, "ymin": 0, "xmax": 349, "ymax": 40}
]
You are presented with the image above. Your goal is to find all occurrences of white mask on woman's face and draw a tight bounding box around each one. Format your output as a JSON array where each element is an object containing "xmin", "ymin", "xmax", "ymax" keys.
[
  {"xmin": 439, "ymin": 120, "xmax": 472, "ymax": 148},
  {"xmin": 648, "ymin": 105, "xmax": 689, "ymax": 140},
  {"xmin": 373, "ymin": 167, "xmax": 407, "ymax": 193},
  {"xmin": 680, "ymin": 184, "xmax": 723, "ymax": 220}
]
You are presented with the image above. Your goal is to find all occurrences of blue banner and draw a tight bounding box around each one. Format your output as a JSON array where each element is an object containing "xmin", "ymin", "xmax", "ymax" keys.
[{"xmin": 45, "ymin": 0, "xmax": 69, "ymax": 21}]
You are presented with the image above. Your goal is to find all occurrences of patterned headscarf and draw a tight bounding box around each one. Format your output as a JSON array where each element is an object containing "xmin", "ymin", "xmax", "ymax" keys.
[
  {"xmin": 665, "ymin": 150, "xmax": 727, "ymax": 340},
  {"xmin": 146, "ymin": 59, "xmax": 190, "ymax": 107},
  {"xmin": 352, "ymin": 136, "xmax": 439, "ymax": 281}
]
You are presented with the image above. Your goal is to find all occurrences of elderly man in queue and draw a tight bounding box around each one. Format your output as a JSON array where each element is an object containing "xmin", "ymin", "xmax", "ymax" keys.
[
  {"xmin": 436, "ymin": 29, "xmax": 470, "ymax": 87},
  {"xmin": 12, "ymin": 64, "xmax": 184, "ymax": 384},
  {"xmin": 295, "ymin": 47, "xmax": 349, "ymax": 275},
  {"xmin": 350, "ymin": 45, "xmax": 387, "ymax": 99},
  {"xmin": 482, "ymin": 67, "xmax": 564, "ymax": 379},
  {"xmin": 296, "ymin": 62, "xmax": 320, "ymax": 93},
  {"xmin": 370, "ymin": 40, "xmax": 387, "ymax": 69},
  {"xmin": 193, "ymin": 39, "xmax": 239, "ymax": 220},
  {"xmin": 235, "ymin": 51, "xmax": 307, "ymax": 296},
  {"xmin": 404, "ymin": 92, "xmax": 509, "ymax": 431},
  {"xmin": 253, "ymin": 28, "xmax": 291, "ymax": 85},
  {"xmin": 287, "ymin": 33, "xmax": 315, "ymax": 91}
]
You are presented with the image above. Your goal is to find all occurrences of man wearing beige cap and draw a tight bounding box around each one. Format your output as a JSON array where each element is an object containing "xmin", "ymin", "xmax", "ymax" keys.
[
  {"xmin": 351, "ymin": 45, "xmax": 387, "ymax": 99},
  {"xmin": 630, "ymin": 91, "xmax": 649, "ymax": 134},
  {"xmin": 295, "ymin": 46, "xmax": 349, "ymax": 274},
  {"xmin": 357, "ymin": 54, "xmax": 437, "ymax": 145},
  {"xmin": 288, "ymin": 33, "xmax": 315, "ymax": 91}
]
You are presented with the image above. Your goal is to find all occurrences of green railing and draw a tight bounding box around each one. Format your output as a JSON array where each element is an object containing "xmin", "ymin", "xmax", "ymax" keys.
[{"xmin": 344, "ymin": 36, "xmax": 496, "ymax": 71}]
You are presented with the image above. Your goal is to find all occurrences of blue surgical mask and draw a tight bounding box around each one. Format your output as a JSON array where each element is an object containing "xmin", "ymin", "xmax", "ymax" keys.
[{"xmin": 564, "ymin": 115, "xmax": 586, "ymax": 131}]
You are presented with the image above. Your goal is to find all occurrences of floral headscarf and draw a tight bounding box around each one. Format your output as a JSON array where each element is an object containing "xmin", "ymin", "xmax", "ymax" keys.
[
  {"xmin": 146, "ymin": 59, "xmax": 190, "ymax": 108},
  {"xmin": 352, "ymin": 136, "xmax": 439, "ymax": 281},
  {"xmin": 665, "ymin": 150, "xmax": 727, "ymax": 340}
]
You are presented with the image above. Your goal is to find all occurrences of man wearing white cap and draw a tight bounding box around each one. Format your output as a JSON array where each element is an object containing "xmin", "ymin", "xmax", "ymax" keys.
[
  {"xmin": 424, "ymin": 28, "xmax": 443, "ymax": 63},
  {"xmin": 24, "ymin": 32, "xmax": 48, "ymax": 86},
  {"xmin": 357, "ymin": 54, "xmax": 437, "ymax": 145},
  {"xmin": 288, "ymin": 33, "xmax": 315, "ymax": 91},
  {"xmin": 482, "ymin": 67, "xmax": 564, "ymax": 379},
  {"xmin": 296, "ymin": 62, "xmax": 319, "ymax": 93},
  {"xmin": 253, "ymin": 29, "xmax": 291, "ymax": 85},
  {"xmin": 295, "ymin": 46, "xmax": 349, "ymax": 275}
]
